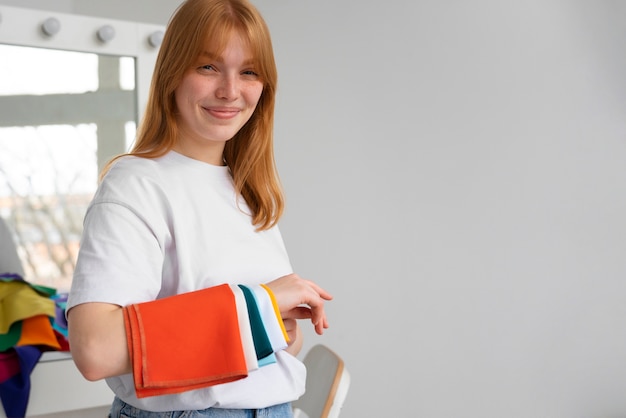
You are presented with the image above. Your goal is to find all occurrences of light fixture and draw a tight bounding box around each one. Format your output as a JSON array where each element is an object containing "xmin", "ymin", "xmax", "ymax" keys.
[
  {"xmin": 41, "ymin": 17, "xmax": 61, "ymax": 37},
  {"xmin": 97, "ymin": 24, "xmax": 115, "ymax": 43},
  {"xmin": 148, "ymin": 30, "xmax": 164, "ymax": 48}
]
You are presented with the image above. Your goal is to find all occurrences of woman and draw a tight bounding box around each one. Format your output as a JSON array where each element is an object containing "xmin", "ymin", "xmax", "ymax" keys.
[{"xmin": 66, "ymin": 0, "xmax": 332, "ymax": 416}]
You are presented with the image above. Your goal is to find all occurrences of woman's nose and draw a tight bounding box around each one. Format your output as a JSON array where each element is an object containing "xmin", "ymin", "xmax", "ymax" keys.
[{"xmin": 216, "ymin": 75, "xmax": 238, "ymax": 100}]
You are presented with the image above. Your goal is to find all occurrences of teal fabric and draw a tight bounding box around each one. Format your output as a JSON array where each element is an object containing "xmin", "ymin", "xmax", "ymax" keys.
[
  {"xmin": 0, "ymin": 322, "xmax": 21, "ymax": 352},
  {"xmin": 237, "ymin": 285, "xmax": 273, "ymax": 361},
  {"xmin": 246, "ymin": 286, "xmax": 276, "ymax": 367}
]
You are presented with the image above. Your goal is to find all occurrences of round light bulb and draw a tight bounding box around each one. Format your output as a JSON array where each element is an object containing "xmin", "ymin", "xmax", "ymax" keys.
[
  {"xmin": 148, "ymin": 30, "xmax": 164, "ymax": 48},
  {"xmin": 97, "ymin": 25, "xmax": 115, "ymax": 43},
  {"xmin": 41, "ymin": 17, "xmax": 61, "ymax": 37}
]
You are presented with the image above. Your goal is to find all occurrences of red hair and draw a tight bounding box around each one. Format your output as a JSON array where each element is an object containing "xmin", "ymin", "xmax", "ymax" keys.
[{"xmin": 102, "ymin": 0, "xmax": 283, "ymax": 230}]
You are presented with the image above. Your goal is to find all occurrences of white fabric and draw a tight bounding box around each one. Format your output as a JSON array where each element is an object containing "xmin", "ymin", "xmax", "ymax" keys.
[
  {"xmin": 252, "ymin": 284, "xmax": 289, "ymax": 352},
  {"xmin": 67, "ymin": 151, "xmax": 305, "ymax": 411},
  {"xmin": 230, "ymin": 284, "xmax": 259, "ymax": 373}
]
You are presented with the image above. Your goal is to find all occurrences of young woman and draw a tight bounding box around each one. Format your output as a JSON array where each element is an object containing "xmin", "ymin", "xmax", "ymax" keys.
[{"xmin": 66, "ymin": 1, "xmax": 332, "ymax": 416}]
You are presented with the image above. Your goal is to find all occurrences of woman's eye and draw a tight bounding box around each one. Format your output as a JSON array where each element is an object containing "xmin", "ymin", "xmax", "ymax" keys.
[
  {"xmin": 243, "ymin": 70, "xmax": 259, "ymax": 77},
  {"xmin": 200, "ymin": 64, "xmax": 215, "ymax": 71}
]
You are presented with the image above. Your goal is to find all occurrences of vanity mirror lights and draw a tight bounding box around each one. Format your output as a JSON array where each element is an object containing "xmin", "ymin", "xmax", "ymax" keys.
[{"xmin": 0, "ymin": 6, "xmax": 164, "ymax": 417}]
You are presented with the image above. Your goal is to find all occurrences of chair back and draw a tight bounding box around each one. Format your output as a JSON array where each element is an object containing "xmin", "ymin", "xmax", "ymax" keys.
[
  {"xmin": 292, "ymin": 344, "xmax": 350, "ymax": 418},
  {"xmin": 0, "ymin": 217, "xmax": 24, "ymax": 276}
]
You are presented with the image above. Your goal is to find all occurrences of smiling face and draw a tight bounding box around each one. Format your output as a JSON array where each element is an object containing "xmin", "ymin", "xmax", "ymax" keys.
[{"xmin": 173, "ymin": 32, "xmax": 264, "ymax": 165}]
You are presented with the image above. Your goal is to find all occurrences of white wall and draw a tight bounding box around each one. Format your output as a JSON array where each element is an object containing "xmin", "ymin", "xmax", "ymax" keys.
[
  {"xmin": 2, "ymin": 1, "xmax": 626, "ymax": 417},
  {"xmin": 260, "ymin": 1, "xmax": 626, "ymax": 417}
]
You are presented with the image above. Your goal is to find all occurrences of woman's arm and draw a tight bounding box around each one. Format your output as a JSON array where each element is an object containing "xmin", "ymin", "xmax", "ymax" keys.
[
  {"xmin": 68, "ymin": 273, "xmax": 331, "ymax": 382},
  {"xmin": 67, "ymin": 302, "xmax": 131, "ymax": 381}
]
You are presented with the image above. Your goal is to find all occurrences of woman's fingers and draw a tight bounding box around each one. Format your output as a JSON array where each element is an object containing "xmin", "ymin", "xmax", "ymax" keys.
[
  {"xmin": 283, "ymin": 320, "xmax": 303, "ymax": 356},
  {"xmin": 282, "ymin": 306, "xmax": 313, "ymax": 320},
  {"xmin": 266, "ymin": 273, "xmax": 332, "ymax": 335},
  {"xmin": 307, "ymin": 280, "xmax": 333, "ymax": 302},
  {"xmin": 283, "ymin": 318, "xmax": 297, "ymax": 342}
]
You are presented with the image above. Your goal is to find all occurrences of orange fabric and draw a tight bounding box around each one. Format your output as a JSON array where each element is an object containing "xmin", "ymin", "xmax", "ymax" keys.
[
  {"xmin": 123, "ymin": 284, "xmax": 248, "ymax": 398},
  {"xmin": 16, "ymin": 315, "xmax": 61, "ymax": 350}
]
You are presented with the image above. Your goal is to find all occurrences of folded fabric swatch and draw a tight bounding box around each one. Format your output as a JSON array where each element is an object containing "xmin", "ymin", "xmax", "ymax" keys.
[
  {"xmin": 240, "ymin": 285, "xmax": 277, "ymax": 367},
  {"xmin": 0, "ymin": 274, "xmax": 56, "ymax": 298},
  {"xmin": 237, "ymin": 285, "xmax": 273, "ymax": 362},
  {"xmin": 0, "ymin": 322, "xmax": 22, "ymax": 352},
  {"xmin": 0, "ymin": 345, "xmax": 42, "ymax": 418},
  {"xmin": 251, "ymin": 285, "xmax": 288, "ymax": 353},
  {"xmin": 229, "ymin": 285, "xmax": 258, "ymax": 373},
  {"xmin": 16, "ymin": 315, "xmax": 61, "ymax": 351},
  {"xmin": 52, "ymin": 330, "xmax": 70, "ymax": 352},
  {"xmin": 123, "ymin": 283, "xmax": 248, "ymax": 398},
  {"xmin": 0, "ymin": 280, "xmax": 56, "ymax": 334},
  {"xmin": 52, "ymin": 293, "xmax": 68, "ymax": 334},
  {"xmin": 0, "ymin": 350, "xmax": 20, "ymax": 383},
  {"xmin": 260, "ymin": 284, "xmax": 290, "ymax": 343}
]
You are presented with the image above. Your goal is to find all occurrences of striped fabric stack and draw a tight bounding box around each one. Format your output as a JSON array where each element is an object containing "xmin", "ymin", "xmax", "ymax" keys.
[{"xmin": 124, "ymin": 282, "xmax": 290, "ymax": 398}]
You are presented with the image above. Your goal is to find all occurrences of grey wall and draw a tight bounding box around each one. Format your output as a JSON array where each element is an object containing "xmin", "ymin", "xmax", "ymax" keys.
[{"xmin": 2, "ymin": 1, "xmax": 626, "ymax": 417}]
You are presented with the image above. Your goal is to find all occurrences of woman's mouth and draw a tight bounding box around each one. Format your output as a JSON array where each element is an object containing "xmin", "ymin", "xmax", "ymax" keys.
[{"xmin": 205, "ymin": 107, "xmax": 240, "ymax": 119}]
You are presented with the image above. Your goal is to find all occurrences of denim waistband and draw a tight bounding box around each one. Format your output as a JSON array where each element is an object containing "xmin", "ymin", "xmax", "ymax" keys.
[{"xmin": 109, "ymin": 397, "xmax": 293, "ymax": 418}]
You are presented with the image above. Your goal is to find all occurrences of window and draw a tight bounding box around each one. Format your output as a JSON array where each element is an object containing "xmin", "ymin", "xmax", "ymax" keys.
[{"xmin": 0, "ymin": 44, "xmax": 137, "ymax": 291}]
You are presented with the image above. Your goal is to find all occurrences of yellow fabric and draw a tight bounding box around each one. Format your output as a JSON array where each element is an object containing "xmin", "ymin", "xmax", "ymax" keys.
[{"xmin": 0, "ymin": 281, "xmax": 56, "ymax": 333}]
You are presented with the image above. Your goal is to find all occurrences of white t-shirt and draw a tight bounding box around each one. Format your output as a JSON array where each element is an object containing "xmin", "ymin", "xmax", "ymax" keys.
[{"xmin": 67, "ymin": 151, "xmax": 305, "ymax": 411}]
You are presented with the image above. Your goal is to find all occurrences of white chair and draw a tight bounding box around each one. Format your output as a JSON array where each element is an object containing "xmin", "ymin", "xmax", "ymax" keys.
[
  {"xmin": 0, "ymin": 216, "xmax": 25, "ymax": 276},
  {"xmin": 293, "ymin": 344, "xmax": 350, "ymax": 418}
]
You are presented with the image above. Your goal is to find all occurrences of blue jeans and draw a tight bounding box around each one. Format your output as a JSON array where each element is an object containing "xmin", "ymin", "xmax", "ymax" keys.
[{"xmin": 109, "ymin": 397, "xmax": 293, "ymax": 418}]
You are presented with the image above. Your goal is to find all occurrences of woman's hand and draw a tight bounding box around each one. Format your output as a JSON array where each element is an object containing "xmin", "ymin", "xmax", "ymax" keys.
[
  {"xmin": 265, "ymin": 273, "xmax": 332, "ymax": 336},
  {"xmin": 283, "ymin": 319, "xmax": 303, "ymax": 356}
]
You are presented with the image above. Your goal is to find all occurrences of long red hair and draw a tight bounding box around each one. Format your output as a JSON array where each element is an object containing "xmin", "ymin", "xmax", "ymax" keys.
[{"xmin": 102, "ymin": 0, "xmax": 283, "ymax": 230}]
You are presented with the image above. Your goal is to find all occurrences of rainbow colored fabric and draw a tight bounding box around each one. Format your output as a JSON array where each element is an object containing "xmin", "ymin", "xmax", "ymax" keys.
[
  {"xmin": 0, "ymin": 273, "xmax": 70, "ymax": 417},
  {"xmin": 123, "ymin": 283, "xmax": 289, "ymax": 398}
]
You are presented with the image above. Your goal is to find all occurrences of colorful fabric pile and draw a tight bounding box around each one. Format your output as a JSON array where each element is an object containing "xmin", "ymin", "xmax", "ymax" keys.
[{"xmin": 0, "ymin": 273, "xmax": 69, "ymax": 418}]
